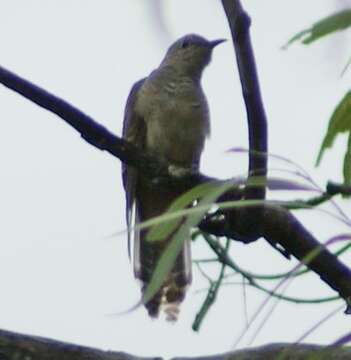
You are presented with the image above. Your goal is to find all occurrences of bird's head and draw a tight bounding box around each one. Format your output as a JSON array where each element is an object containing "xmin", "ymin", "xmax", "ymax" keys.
[{"xmin": 161, "ymin": 34, "xmax": 226, "ymax": 79}]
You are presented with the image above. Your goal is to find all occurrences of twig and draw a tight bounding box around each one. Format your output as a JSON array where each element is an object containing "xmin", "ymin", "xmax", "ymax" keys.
[
  {"xmin": 262, "ymin": 206, "xmax": 351, "ymax": 312},
  {"xmin": 220, "ymin": 281, "xmax": 339, "ymax": 305},
  {"xmin": 192, "ymin": 239, "xmax": 230, "ymax": 331},
  {"xmin": 202, "ymin": 233, "xmax": 343, "ymax": 305},
  {"xmin": 327, "ymin": 181, "xmax": 351, "ymax": 196},
  {"xmin": 285, "ymin": 181, "xmax": 351, "ymax": 208},
  {"xmin": 205, "ymin": 235, "xmax": 351, "ymax": 282},
  {"xmin": 295, "ymin": 304, "xmax": 344, "ymax": 344}
]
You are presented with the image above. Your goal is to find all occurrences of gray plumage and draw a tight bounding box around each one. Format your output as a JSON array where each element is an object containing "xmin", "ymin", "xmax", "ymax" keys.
[{"xmin": 122, "ymin": 34, "xmax": 225, "ymax": 320}]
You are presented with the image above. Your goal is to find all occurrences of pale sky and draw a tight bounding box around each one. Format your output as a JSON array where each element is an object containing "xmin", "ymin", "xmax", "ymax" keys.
[{"xmin": 1, "ymin": 0, "xmax": 351, "ymax": 358}]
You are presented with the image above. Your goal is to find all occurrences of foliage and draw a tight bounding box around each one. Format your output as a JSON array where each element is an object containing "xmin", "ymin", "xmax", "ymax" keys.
[
  {"xmin": 284, "ymin": 9, "xmax": 351, "ymax": 47},
  {"xmin": 316, "ymin": 92, "xmax": 351, "ymax": 186},
  {"xmin": 286, "ymin": 8, "xmax": 351, "ymax": 187}
]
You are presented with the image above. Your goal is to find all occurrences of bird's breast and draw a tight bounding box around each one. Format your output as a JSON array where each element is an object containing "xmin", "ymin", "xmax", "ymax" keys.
[{"xmin": 137, "ymin": 79, "xmax": 209, "ymax": 167}]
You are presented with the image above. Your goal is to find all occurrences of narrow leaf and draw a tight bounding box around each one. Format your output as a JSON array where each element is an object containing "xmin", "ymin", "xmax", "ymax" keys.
[
  {"xmin": 284, "ymin": 9, "xmax": 351, "ymax": 48},
  {"xmin": 316, "ymin": 91, "xmax": 351, "ymax": 166},
  {"xmin": 267, "ymin": 177, "xmax": 317, "ymax": 192},
  {"xmin": 283, "ymin": 29, "xmax": 310, "ymax": 49},
  {"xmin": 333, "ymin": 331, "xmax": 351, "ymax": 346},
  {"xmin": 341, "ymin": 55, "xmax": 351, "ymax": 77},
  {"xmin": 344, "ymin": 133, "xmax": 351, "ymax": 186},
  {"xmin": 147, "ymin": 181, "xmax": 222, "ymax": 242},
  {"xmin": 142, "ymin": 180, "xmax": 235, "ymax": 305}
]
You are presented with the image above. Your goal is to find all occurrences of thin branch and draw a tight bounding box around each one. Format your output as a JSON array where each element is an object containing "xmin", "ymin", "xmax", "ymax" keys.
[
  {"xmin": 220, "ymin": 281, "xmax": 339, "ymax": 305},
  {"xmin": 192, "ymin": 239, "xmax": 229, "ymax": 331},
  {"xmin": 283, "ymin": 181, "xmax": 351, "ymax": 208},
  {"xmin": 242, "ymin": 276, "xmax": 250, "ymax": 329},
  {"xmin": 221, "ymin": 0, "xmax": 268, "ymax": 242},
  {"xmin": 328, "ymin": 181, "xmax": 351, "ymax": 196},
  {"xmin": 221, "ymin": 0, "xmax": 268, "ymax": 194},
  {"xmin": 203, "ymin": 233, "xmax": 345, "ymax": 306},
  {"xmin": 262, "ymin": 206, "xmax": 351, "ymax": 312},
  {"xmin": 295, "ymin": 304, "xmax": 344, "ymax": 344},
  {"xmin": 195, "ymin": 262, "xmax": 214, "ymax": 284},
  {"xmin": 202, "ymin": 236, "xmax": 351, "ymax": 282}
]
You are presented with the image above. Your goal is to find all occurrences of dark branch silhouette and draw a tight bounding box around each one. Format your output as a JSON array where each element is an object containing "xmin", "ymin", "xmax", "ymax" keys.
[
  {"xmin": 222, "ymin": 0, "xmax": 268, "ymax": 195},
  {"xmin": 0, "ymin": 328, "xmax": 349, "ymax": 360},
  {"xmin": 221, "ymin": 0, "xmax": 268, "ymax": 242},
  {"xmin": 0, "ymin": 329, "xmax": 145, "ymax": 360}
]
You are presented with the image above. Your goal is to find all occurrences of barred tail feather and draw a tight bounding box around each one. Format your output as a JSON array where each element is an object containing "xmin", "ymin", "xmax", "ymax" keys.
[
  {"xmin": 133, "ymin": 185, "xmax": 192, "ymax": 320},
  {"xmin": 141, "ymin": 239, "xmax": 192, "ymax": 321}
]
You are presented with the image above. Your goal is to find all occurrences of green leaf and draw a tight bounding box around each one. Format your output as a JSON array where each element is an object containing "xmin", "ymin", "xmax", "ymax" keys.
[
  {"xmin": 146, "ymin": 175, "xmax": 279, "ymax": 242},
  {"xmin": 316, "ymin": 91, "xmax": 351, "ymax": 186},
  {"xmin": 340, "ymin": 55, "xmax": 351, "ymax": 77},
  {"xmin": 146, "ymin": 181, "xmax": 221, "ymax": 242},
  {"xmin": 283, "ymin": 29, "xmax": 310, "ymax": 48},
  {"xmin": 142, "ymin": 180, "xmax": 235, "ymax": 305},
  {"xmin": 344, "ymin": 133, "xmax": 351, "ymax": 185},
  {"xmin": 284, "ymin": 9, "xmax": 351, "ymax": 48}
]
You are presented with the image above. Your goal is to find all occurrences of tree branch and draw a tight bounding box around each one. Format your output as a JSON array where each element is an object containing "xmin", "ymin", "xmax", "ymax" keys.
[
  {"xmin": 221, "ymin": 0, "xmax": 268, "ymax": 191},
  {"xmin": 221, "ymin": 0, "xmax": 268, "ymax": 241},
  {"xmin": 0, "ymin": 65, "xmax": 217, "ymax": 193},
  {"xmin": 263, "ymin": 206, "xmax": 351, "ymax": 312},
  {"xmin": 0, "ymin": 328, "xmax": 147, "ymax": 360},
  {"xmin": 0, "ymin": 328, "xmax": 349, "ymax": 360}
]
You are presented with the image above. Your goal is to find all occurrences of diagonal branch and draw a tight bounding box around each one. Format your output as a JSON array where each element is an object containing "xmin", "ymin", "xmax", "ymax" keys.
[
  {"xmin": 263, "ymin": 206, "xmax": 351, "ymax": 311},
  {"xmin": 0, "ymin": 65, "xmax": 216, "ymax": 193}
]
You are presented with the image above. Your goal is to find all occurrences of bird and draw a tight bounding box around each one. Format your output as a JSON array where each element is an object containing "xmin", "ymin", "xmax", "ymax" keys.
[{"xmin": 122, "ymin": 34, "xmax": 225, "ymax": 320}]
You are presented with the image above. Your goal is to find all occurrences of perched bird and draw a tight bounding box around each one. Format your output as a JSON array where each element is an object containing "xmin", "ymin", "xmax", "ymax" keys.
[{"xmin": 122, "ymin": 34, "xmax": 225, "ymax": 320}]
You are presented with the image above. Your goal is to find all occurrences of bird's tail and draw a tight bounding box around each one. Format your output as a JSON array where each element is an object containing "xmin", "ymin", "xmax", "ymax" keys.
[{"xmin": 133, "ymin": 183, "xmax": 192, "ymax": 321}]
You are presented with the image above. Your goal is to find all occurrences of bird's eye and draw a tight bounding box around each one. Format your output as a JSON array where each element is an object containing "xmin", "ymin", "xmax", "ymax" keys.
[{"xmin": 181, "ymin": 40, "xmax": 190, "ymax": 48}]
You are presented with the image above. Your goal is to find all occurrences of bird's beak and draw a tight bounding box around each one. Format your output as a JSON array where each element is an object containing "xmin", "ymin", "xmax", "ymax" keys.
[{"xmin": 209, "ymin": 38, "xmax": 227, "ymax": 48}]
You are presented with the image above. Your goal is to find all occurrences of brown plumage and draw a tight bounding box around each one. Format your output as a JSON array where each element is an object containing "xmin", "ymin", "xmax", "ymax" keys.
[{"xmin": 122, "ymin": 34, "xmax": 225, "ymax": 320}]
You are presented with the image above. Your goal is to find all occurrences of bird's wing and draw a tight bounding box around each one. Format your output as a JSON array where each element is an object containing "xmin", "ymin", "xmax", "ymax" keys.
[{"xmin": 122, "ymin": 78, "xmax": 146, "ymax": 257}]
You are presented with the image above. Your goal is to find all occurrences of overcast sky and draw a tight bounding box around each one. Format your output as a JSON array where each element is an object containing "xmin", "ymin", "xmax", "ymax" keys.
[{"xmin": 1, "ymin": 0, "xmax": 351, "ymax": 358}]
